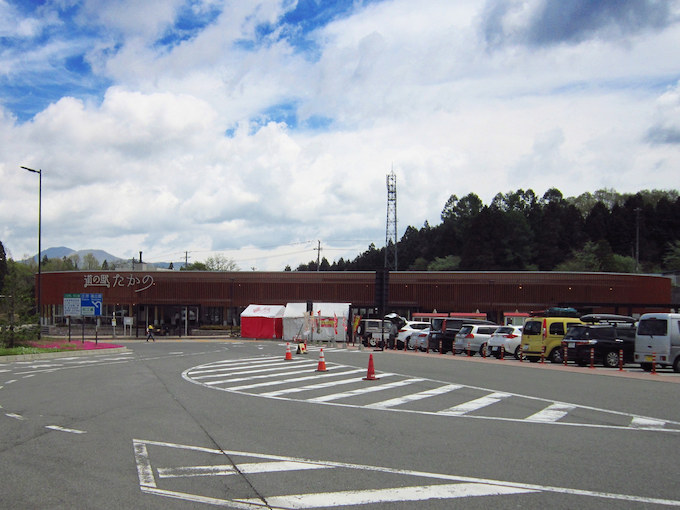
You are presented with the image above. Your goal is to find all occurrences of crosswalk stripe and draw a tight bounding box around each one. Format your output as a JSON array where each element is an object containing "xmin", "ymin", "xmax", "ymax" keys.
[
  {"xmin": 307, "ymin": 378, "xmax": 425, "ymax": 403},
  {"xmin": 204, "ymin": 367, "xmax": 319, "ymax": 386},
  {"xmin": 365, "ymin": 384, "xmax": 463, "ymax": 409},
  {"xmin": 259, "ymin": 370, "xmax": 380, "ymax": 397},
  {"xmin": 192, "ymin": 360, "xmax": 310, "ymax": 377},
  {"xmin": 525, "ymin": 403, "xmax": 575, "ymax": 423},
  {"xmin": 225, "ymin": 369, "xmax": 364, "ymax": 392},
  {"xmin": 234, "ymin": 483, "xmax": 537, "ymax": 508},
  {"xmin": 437, "ymin": 392, "xmax": 511, "ymax": 416}
]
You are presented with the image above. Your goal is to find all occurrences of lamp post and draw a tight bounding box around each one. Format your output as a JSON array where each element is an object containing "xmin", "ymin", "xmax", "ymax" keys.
[{"xmin": 21, "ymin": 166, "xmax": 42, "ymax": 339}]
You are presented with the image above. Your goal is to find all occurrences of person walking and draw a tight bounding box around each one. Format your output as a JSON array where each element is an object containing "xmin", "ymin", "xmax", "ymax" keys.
[{"xmin": 146, "ymin": 324, "xmax": 155, "ymax": 342}]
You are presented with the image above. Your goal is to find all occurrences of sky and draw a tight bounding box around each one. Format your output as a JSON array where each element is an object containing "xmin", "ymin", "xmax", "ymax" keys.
[{"xmin": 2, "ymin": 0, "xmax": 680, "ymax": 271}]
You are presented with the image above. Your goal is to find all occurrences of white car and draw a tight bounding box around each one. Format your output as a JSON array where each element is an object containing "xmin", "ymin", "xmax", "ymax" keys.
[
  {"xmin": 408, "ymin": 328, "xmax": 431, "ymax": 351},
  {"xmin": 454, "ymin": 324, "xmax": 499, "ymax": 356},
  {"xmin": 487, "ymin": 325, "xmax": 524, "ymax": 359},
  {"xmin": 396, "ymin": 321, "xmax": 430, "ymax": 349}
]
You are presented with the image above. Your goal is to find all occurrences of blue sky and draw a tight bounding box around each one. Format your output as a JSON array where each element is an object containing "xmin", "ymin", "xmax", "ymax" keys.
[{"xmin": 2, "ymin": 0, "xmax": 680, "ymax": 270}]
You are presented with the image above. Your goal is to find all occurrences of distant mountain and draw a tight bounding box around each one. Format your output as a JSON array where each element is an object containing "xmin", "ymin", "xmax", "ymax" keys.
[
  {"xmin": 23, "ymin": 247, "xmax": 176, "ymax": 270},
  {"xmin": 24, "ymin": 247, "xmax": 124, "ymax": 265}
]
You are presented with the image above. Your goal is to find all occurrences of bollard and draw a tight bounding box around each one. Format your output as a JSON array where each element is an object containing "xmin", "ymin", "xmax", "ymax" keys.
[
  {"xmin": 589, "ymin": 347, "xmax": 595, "ymax": 369},
  {"xmin": 563, "ymin": 345, "xmax": 568, "ymax": 366},
  {"xmin": 519, "ymin": 344, "xmax": 523, "ymax": 362},
  {"xmin": 467, "ymin": 341, "xmax": 472, "ymax": 357},
  {"xmin": 540, "ymin": 344, "xmax": 545, "ymax": 364},
  {"xmin": 500, "ymin": 344, "xmax": 505, "ymax": 361},
  {"xmin": 618, "ymin": 349, "xmax": 623, "ymax": 371},
  {"xmin": 482, "ymin": 343, "xmax": 487, "ymax": 359},
  {"xmin": 652, "ymin": 352, "xmax": 657, "ymax": 375}
]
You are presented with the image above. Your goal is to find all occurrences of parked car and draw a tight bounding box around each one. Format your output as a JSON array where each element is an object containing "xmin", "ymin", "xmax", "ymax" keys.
[
  {"xmin": 454, "ymin": 324, "xmax": 499, "ymax": 356},
  {"xmin": 359, "ymin": 319, "xmax": 390, "ymax": 347},
  {"xmin": 487, "ymin": 325, "xmax": 524, "ymax": 359},
  {"xmin": 396, "ymin": 321, "xmax": 430, "ymax": 349},
  {"xmin": 561, "ymin": 314, "xmax": 636, "ymax": 368},
  {"xmin": 522, "ymin": 311, "xmax": 583, "ymax": 363},
  {"xmin": 635, "ymin": 313, "xmax": 680, "ymax": 372},
  {"xmin": 408, "ymin": 328, "xmax": 431, "ymax": 351},
  {"xmin": 428, "ymin": 317, "xmax": 497, "ymax": 353}
]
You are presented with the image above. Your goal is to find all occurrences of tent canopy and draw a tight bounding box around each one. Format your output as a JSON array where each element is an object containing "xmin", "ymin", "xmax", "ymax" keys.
[
  {"xmin": 241, "ymin": 304, "xmax": 285, "ymax": 339},
  {"xmin": 282, "ymin": 302, "xmax": 350, "ymax": 342}
]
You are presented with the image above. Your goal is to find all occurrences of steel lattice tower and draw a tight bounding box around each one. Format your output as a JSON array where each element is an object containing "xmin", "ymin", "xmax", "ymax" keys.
[{"xmin": 385, "ymin": 169, "xmax": 397, "ymax": 270}]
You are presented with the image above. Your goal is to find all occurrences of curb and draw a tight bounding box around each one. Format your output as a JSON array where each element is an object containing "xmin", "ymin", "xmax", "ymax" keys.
[{"xmin": 0, "ymin": 347, "xmax": 128, "ymax": 363}]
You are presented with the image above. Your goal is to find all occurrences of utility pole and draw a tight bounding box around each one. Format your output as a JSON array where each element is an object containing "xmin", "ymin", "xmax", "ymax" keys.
[
  {"xmin": 635, "ymin": 207, "xmax": 641, "ymax": 272},
  {"xmin": 185, "ymin": 251, "xmax": 189, "ymax": 269},
  {"xmin": 314, "ymin": 240, "xmax": 322, "ymax": 271}
]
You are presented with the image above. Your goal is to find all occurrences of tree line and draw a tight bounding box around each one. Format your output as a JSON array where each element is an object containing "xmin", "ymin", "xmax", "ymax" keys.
[{"xmin": 293, "ymin": 188, "xmax": 680, "ymax": 273}]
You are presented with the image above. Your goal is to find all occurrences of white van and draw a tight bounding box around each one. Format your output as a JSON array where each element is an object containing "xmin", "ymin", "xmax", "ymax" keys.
[{"xmin": 634, "ymin": 313, "xmax": 680, "ymax": 372}]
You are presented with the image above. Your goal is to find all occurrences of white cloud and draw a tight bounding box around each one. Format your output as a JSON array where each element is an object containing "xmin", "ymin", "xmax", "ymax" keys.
[{"xmin": 2, "ymin": 0, "xmax": 680, "ymax": 269}]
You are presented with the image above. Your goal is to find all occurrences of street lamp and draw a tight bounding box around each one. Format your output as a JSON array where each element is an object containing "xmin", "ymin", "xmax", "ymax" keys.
[{"xmin": 21, "ymin": 166, "xmax": 42, "ymax": 339}]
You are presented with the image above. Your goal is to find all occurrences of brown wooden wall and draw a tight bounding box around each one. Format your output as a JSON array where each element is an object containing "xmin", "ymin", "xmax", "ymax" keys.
[{"xmin": 38, "ymin": 270, "xmax": 673, "ymax": 317}]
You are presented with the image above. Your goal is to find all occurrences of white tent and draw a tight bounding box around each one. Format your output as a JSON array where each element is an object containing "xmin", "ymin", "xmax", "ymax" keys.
[
  {"xmin": 282, "ymin": 302, "xmax": 351, "ymax": 342},
  {"xmin": 310, "ymin": 302, "xmax": 351, "ymax": 342},
  {"xmin": 282, "ymin": 302, "xmax": 308, "ymax": 341}
]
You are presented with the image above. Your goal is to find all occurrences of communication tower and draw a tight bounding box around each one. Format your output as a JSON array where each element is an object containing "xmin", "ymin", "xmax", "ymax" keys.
[{"xmin": 385, "ymin": 169, "xmax": 397, "ymax": 270}]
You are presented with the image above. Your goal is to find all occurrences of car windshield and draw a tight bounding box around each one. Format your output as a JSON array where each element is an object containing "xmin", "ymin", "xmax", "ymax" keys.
[
  {"xmin": 458, "ymin": 325, "xmax": 473, "ymax": 335},
  {"xmin": 638, "ymin": 319, "xmax": 667, "ymax": 336}
]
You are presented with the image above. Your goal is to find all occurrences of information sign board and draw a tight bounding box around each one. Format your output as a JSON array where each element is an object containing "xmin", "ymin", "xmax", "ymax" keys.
[
  {"xmin": 81, "ymin": 293, "xmax": 103, "ymax": 317},
  {"xmin": 64, "ymin": 293, "xmax": 81, "ymax": 317}
]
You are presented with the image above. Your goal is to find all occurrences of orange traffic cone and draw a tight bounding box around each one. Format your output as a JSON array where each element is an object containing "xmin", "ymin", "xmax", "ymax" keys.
[
  {"xmin": 284, "ymin": 342, "xmax": 293, "ymax": 361},
  {"xmin": 316, "ymin": 348, "xmax": 327, "ymax": 372},
  {"xmin": 363, "ymin": 354, "xmax": 380, "ymax": 380}
]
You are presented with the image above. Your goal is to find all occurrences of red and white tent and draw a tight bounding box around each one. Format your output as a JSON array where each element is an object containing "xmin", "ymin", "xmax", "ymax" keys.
[{"xmin": 240, "ymin": 304, "xmax": 285, "ymax": 339}]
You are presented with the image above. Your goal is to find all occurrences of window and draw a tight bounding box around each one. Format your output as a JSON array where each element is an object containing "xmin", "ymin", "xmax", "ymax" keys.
[
  {"xmin": 638, "ymin": 319, "xmax": 667, "ymax": 336},
  {"xmin": 549, "ymin": 323, "xmax": 565, "ymax": 335},
  {"xmin": 524, "ymin": 321, "xmax": 542, "ymax": 335}
]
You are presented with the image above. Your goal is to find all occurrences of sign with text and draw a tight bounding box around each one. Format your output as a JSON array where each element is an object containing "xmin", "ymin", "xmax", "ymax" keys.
[{"xmin": 64, "ymin": 293, "xmax": 103, "ymax": 317}]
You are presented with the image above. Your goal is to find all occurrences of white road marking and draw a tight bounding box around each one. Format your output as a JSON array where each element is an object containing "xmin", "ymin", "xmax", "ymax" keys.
[
  {"xmin": 438, "ymin": 392, "xmax": 511, "ymax": 416},
  {"xmin": 45, "ymin": 425, "xmax": 86, "ymax": 434},
  {"xmin": 6, "ymin": 413, "xmax": 25, "ymax": 420},
  {"xmin": 224, "ymin": 368, "xmax": 365, "ymax": 392},
  {"xmin": 307, "ymin": 378, "xmax": 425, "ymax": 403},
  {"xmin": 182, "ymin": 356, "xmax": 680, "ymax": 433},
  {"xmin": 4, "ymin": 379, "xmax": 17, "ymax": 385},
  {"xmin": 631, "ymin": 416, "xmax": 666, "ymax": 429},
  {"xmin": 236, "ymin": 483, "xmax": 535, "ymax": 508},
  {"xmin": 158, "ymin": 461, "xmax": 332, "ymax": 478},
  {"xmin": 365, "ymin": 383, "xmax": 463, "ymax": 409},
  {"xmin": 259, "ymin": 370, "xmax": 370, "ymax": 397},
  {"xmin": 134, "ymin": 439, "xmax": 680, "ymax": 508},
  {"xmin": 526, "ymin": 403, "xmax": 576, "ymax": 423}
]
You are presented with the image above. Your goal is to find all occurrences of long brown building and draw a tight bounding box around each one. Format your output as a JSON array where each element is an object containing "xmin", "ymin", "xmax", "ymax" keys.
[{"xmin": 38, "ymin": 270, "xmax": 673, "ymax": 334}]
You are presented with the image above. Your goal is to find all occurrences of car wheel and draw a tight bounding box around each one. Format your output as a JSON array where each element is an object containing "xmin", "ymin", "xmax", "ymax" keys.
[
  {"xmin": 549, "ymin": 348, "xmax": 563, "ymax": 364},
  {"xmin": 603, "ymin": 351, "xmax": 620, "ymax": 368},
  {"xmin": 479, "ymin": 343, "xmax": 488, "ymax": 357},
  {"xmin": 369, "ymin": 337, "xmax": 376, "ymax": 347},
  {"xmin": 673, "ymin": 357, "xmax": 680, "ymax": 374},
  {"xmin": 513, "ymin": 346, "xmax": 522, "ymax": 360}
]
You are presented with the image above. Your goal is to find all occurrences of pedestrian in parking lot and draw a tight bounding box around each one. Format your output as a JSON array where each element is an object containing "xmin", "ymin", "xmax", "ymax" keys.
[
  {"xmin": 389, "ymin": 320, "xmax": 398, "ymax": 350},
  {"xmin": 146, "ymin": 325, "xmax": 155, "ymax": 342}
]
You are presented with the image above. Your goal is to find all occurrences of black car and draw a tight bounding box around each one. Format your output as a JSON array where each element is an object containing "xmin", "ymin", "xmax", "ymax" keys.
[
  {"xmin": 561, "ymin": 314, "xmax": 636, "ymax": 368},
  {"xmin": 428, "ymin": 317, "xmax": 496, "ymax": 354}
]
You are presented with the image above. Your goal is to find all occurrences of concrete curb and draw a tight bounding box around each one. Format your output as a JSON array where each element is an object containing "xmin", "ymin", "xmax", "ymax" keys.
[{"xmin": 0, "ymin": 347, "xmax": 128, "ymax": 363}]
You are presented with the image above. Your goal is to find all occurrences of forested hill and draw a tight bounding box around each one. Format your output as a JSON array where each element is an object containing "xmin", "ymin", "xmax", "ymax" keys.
[{"xmin": 294, "ymin": 188, "xmax": 680, "ymax": 273}]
